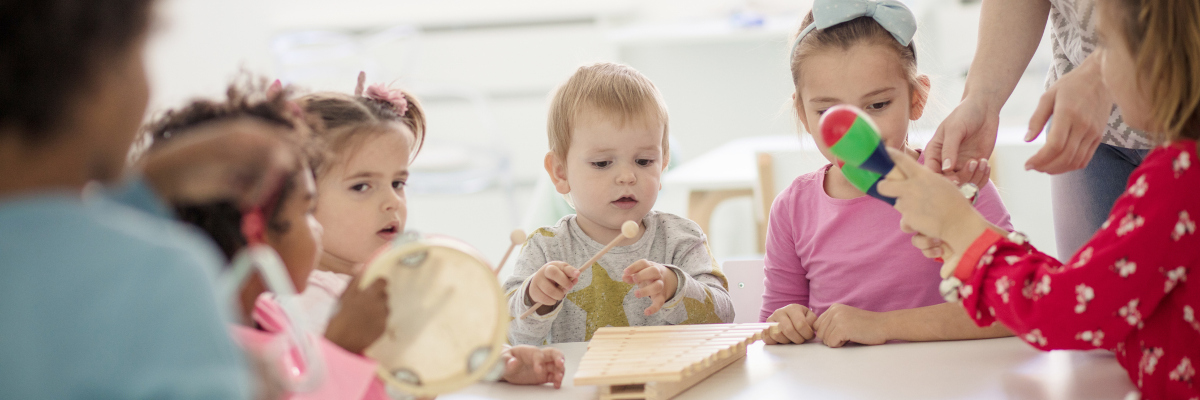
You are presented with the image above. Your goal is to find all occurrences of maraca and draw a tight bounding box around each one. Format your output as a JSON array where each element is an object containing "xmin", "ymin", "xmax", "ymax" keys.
[
  {"xmin": 839, "ymin": 160, "xmax": 894, "ymax": 205},
  {"xmin": 820, "ymin": 104, "xmax": 895, "ymax": 204}
]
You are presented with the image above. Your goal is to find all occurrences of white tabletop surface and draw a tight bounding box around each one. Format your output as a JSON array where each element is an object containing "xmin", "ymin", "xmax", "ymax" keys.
[{"xmin": 443, "ymin": 337, "xmax": 1136, "ymax": 400}]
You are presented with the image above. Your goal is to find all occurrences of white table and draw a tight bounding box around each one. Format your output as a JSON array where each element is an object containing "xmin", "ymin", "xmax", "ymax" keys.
[{"xmin": 444, "ymin": 337, "xmax": 1135, "ymax": 400}]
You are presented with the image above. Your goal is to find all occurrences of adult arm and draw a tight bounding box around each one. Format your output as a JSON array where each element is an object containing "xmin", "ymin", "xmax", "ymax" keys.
[{"xmin": 924, "ymin": 0, "xmax": 1051, "ymax": 180}]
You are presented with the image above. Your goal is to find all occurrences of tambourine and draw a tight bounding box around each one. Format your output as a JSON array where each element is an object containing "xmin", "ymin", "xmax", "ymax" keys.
[{"xmin": 358, "ymin": 232, "xmax": 509, "ymax": 398}]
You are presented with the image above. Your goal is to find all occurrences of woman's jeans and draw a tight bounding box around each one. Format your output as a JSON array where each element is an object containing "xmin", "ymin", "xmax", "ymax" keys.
[{"xmin": 1051, "ymin": 143, "xmax": 1150, "ymax": 261}]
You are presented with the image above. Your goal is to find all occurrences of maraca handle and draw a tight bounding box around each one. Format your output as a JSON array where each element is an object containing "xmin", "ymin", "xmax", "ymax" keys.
[{"xmin": 841, "ymin": 163, "xmax": 896, "ymax": 205}]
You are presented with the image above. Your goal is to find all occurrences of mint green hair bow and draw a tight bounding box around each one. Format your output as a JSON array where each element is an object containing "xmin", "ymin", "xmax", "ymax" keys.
[{"xmin": 791, "ymin": 0, "xmax": 917, "ymax": 59}]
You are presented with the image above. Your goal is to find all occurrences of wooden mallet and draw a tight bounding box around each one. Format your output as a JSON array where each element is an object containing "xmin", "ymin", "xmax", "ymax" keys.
[
  {"xmin": 519, "ymin": 220, "xmax": 640, "ymax": 319},
  {"xmin": 494, "ymin": 229, "xmax": 526, "ymax": 276}
]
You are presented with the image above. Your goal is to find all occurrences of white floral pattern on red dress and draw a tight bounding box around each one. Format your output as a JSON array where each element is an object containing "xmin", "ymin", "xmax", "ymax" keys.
[
  {"xmin": 1170, "ymin": 357, "xmax": 1195, "ymax": 385},
  {"xmin": 1074, "ymin": 247, "xmax": 1094, "ymax": 268},
  {"xmin": 1075, "ymin": 284, "xmax": 1095, "ymax": 314},
  {"xmin": 1117, "ymin": 210, "xmax": 1146, "ymax": 237},
  {"xmin": 1076, "ymin": 329, "xmax": 1104, "ymax": 347},
  {"xmin": 1164, "ymin": 267, "xmax": 1187, "ymax": 293},
  {"xmin": 1175, "ymin": 151, "xmax": 1192, "ymax": 177},
  {"xmin": 1120, "ymin": 299, "xmax": 1145, "ymax": 329},
  {"xmin": 1140, "ymin": 346, "xmax": 1165, "ymax": 387},
  {"xmin": 996, "ymin": 276, "xmax": 1014, "ymax": 303},
  {"xmin": 1129, "ymin": 175, "xmax": 1149, "ymax": 197},
  {"xmin": 1187, "ymin": 305, "xmax": 1200, "ymax": 333},
  {"xmin": 1024, "ymin": 329, "xmax": 1047, "ymax": 347},
  {"xmin": 1112, "ymin": 258, "xmax": 1138, "ymax": 278},
  {"xmin": 1175, "ymin": 211, "xmax": 1196, "ymax": 241}
]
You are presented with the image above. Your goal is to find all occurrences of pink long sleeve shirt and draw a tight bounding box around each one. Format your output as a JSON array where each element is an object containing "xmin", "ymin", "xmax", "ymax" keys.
[{"xmin": 760, "ymin": 163, "xmax": 1014, "ymax": 321}]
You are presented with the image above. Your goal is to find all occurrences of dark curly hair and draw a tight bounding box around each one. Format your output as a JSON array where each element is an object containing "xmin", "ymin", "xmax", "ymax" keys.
[
  {"xmin": 143, "ymin": 79, "xmax": 323, "ymax": 261},
  {"xmin": 0, "ymin": 0, "xmax": 154, "ymax": 143}
]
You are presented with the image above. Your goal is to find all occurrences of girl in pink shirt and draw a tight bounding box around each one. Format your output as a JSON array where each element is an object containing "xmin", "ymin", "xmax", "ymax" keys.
[{"xmin": 761, "ymin": 0, "xmax": 1015, "ymax": 347}]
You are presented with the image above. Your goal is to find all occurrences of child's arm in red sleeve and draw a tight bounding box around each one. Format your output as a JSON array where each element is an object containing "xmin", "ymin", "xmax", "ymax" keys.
[{"xmin": 956, "ymin": 145, "xmax": 1198, "ymax": 351}]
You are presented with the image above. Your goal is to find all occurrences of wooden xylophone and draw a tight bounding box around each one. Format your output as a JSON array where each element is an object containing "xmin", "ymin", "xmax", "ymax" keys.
[{"xmin": 573, "ymin": 323, "xmax": 777, "ymax": 400}]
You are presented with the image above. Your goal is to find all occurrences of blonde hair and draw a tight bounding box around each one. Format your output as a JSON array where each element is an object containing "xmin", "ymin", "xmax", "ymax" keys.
[
  {"xmin": 547, "ymin": 62, "xmax": 670, "ymax": 161},
  {"xmin": 790, "ymin": 15, "xmax": 927, "ymax": 116},
  {"xmin": 1107, "ymin": 0, "xmax": 1200, "ymax": 141},
  {"xmin": 296, "ymin": 88, "xmax": 426, "ymax": 175}
]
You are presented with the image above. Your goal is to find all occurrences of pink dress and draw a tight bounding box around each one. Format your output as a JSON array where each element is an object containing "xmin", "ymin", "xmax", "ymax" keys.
[{"xmin": 232, "ymin": 295, "xmax": 389, "ymax": 399}]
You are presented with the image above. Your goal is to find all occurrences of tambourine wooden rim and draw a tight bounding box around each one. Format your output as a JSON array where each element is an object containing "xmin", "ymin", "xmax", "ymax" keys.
[{"xmin": 358, "ymin": 234, "xmax": 509, "ymax": 397}]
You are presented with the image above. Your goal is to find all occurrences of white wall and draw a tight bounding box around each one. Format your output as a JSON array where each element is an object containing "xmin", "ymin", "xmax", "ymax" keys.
[
  {"xmin": 143, "ymin": 0, "xmax": 1062, "ymax": 264},
  {"xmin": 146, "ymin": 0, "xmax": 274, "ymax": 113}
]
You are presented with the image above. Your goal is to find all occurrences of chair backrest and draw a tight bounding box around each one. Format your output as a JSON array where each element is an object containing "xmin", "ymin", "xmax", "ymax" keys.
[
  {"xmin": 722, "ymin": 258, "xmax": 767, "ymax": 324},
  {"xmin": 752, "ymin": 144, "xmax": 829, "ymax": 251}
]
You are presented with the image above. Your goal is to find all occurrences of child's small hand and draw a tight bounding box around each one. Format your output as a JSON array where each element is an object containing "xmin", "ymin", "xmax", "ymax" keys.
[
  {"xmin": 622, "ymin": 260, "xmax": 678, "ymax": 316},
  {"xmin": 764, "ymin": 304, "xmax": 817, "ymax": 345},
  {"xmin": 324, "ymin": 276, "xmax": 389, "ymax": 355},
  {"xmin": 813, "ymin": 303, "xmax": 888, "ymax": 348},
  {"xmin": 526, "ymin": 261, "xmax": 580, "ymax": 313},
  {"xmin": 912, "ymin": 233, "xmax": 952, "ymax": 260},
  {"xmin": 958, "ymin": 158, "xmax": 992, "ymax": 189},
  {"xmin": 501, "ymin": 345, "xmax": 566, "ymax": 388}
]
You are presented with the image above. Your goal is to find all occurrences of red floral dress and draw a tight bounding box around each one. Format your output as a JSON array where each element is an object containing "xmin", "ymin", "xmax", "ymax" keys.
[{"xmin": 957, "ymin": 140, "xmax": 1199, "ymax": 399}]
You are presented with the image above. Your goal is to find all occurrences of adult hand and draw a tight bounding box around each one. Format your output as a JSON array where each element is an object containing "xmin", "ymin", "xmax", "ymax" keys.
[
  {"xmin": 139, "ymin": 123, "xmax": 296, "ymax": 208},
  {"xmin": 1023, "ymin": 53, "xmax": 1110, "ymax": 174},
  {"xmin": 924, "ymin": 95, "xmax": 1000, "ymax": 184},
  {"xmin": 877, "ymin": 147, "xmax": 992, "ymax": 253},
  {"xmin": 813, "ymin": 304, "xmax": 888, "ymax": 348},
  {"xmin": 763, "ymin": 304, "xmax": 818, "ymax": 345}
]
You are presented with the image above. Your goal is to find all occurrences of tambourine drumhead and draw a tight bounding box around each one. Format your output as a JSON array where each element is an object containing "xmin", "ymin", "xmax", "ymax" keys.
[{"xmin": 358, "ymin": 234, "xmax": 508, "ymax": 397}]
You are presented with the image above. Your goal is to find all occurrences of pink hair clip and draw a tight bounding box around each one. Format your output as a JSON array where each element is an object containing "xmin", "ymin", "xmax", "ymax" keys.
[
  {"xmin": 267, "ymin": 79, "xmax": 306, "ymax": 119},
  {"xmin": 364, "ymin": 83, "xmax": 409, "ymax": 116}
]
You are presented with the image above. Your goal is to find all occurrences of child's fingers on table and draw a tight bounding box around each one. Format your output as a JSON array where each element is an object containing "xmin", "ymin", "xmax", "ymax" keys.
[
  {"xmin": 814, "ymin": 317, "xmax": 839, "ymax": 347},
  {"xmin": 779, "ymin": 316, "xmax": 808, "ymax": 344},
  {"xmin": 783, "ymin": 306, "xmax": 815, "ymax": 340},
  {"xmin": 764, "ymin": 312, "xmax": 789, "ymax": 344},
  {"xmin": 813, "ymin": 307, "xmax": 829, "ymax": 332},
  {"xmin": 531, "ymin": 350, "xmax": 546, "ymax": 376}
]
